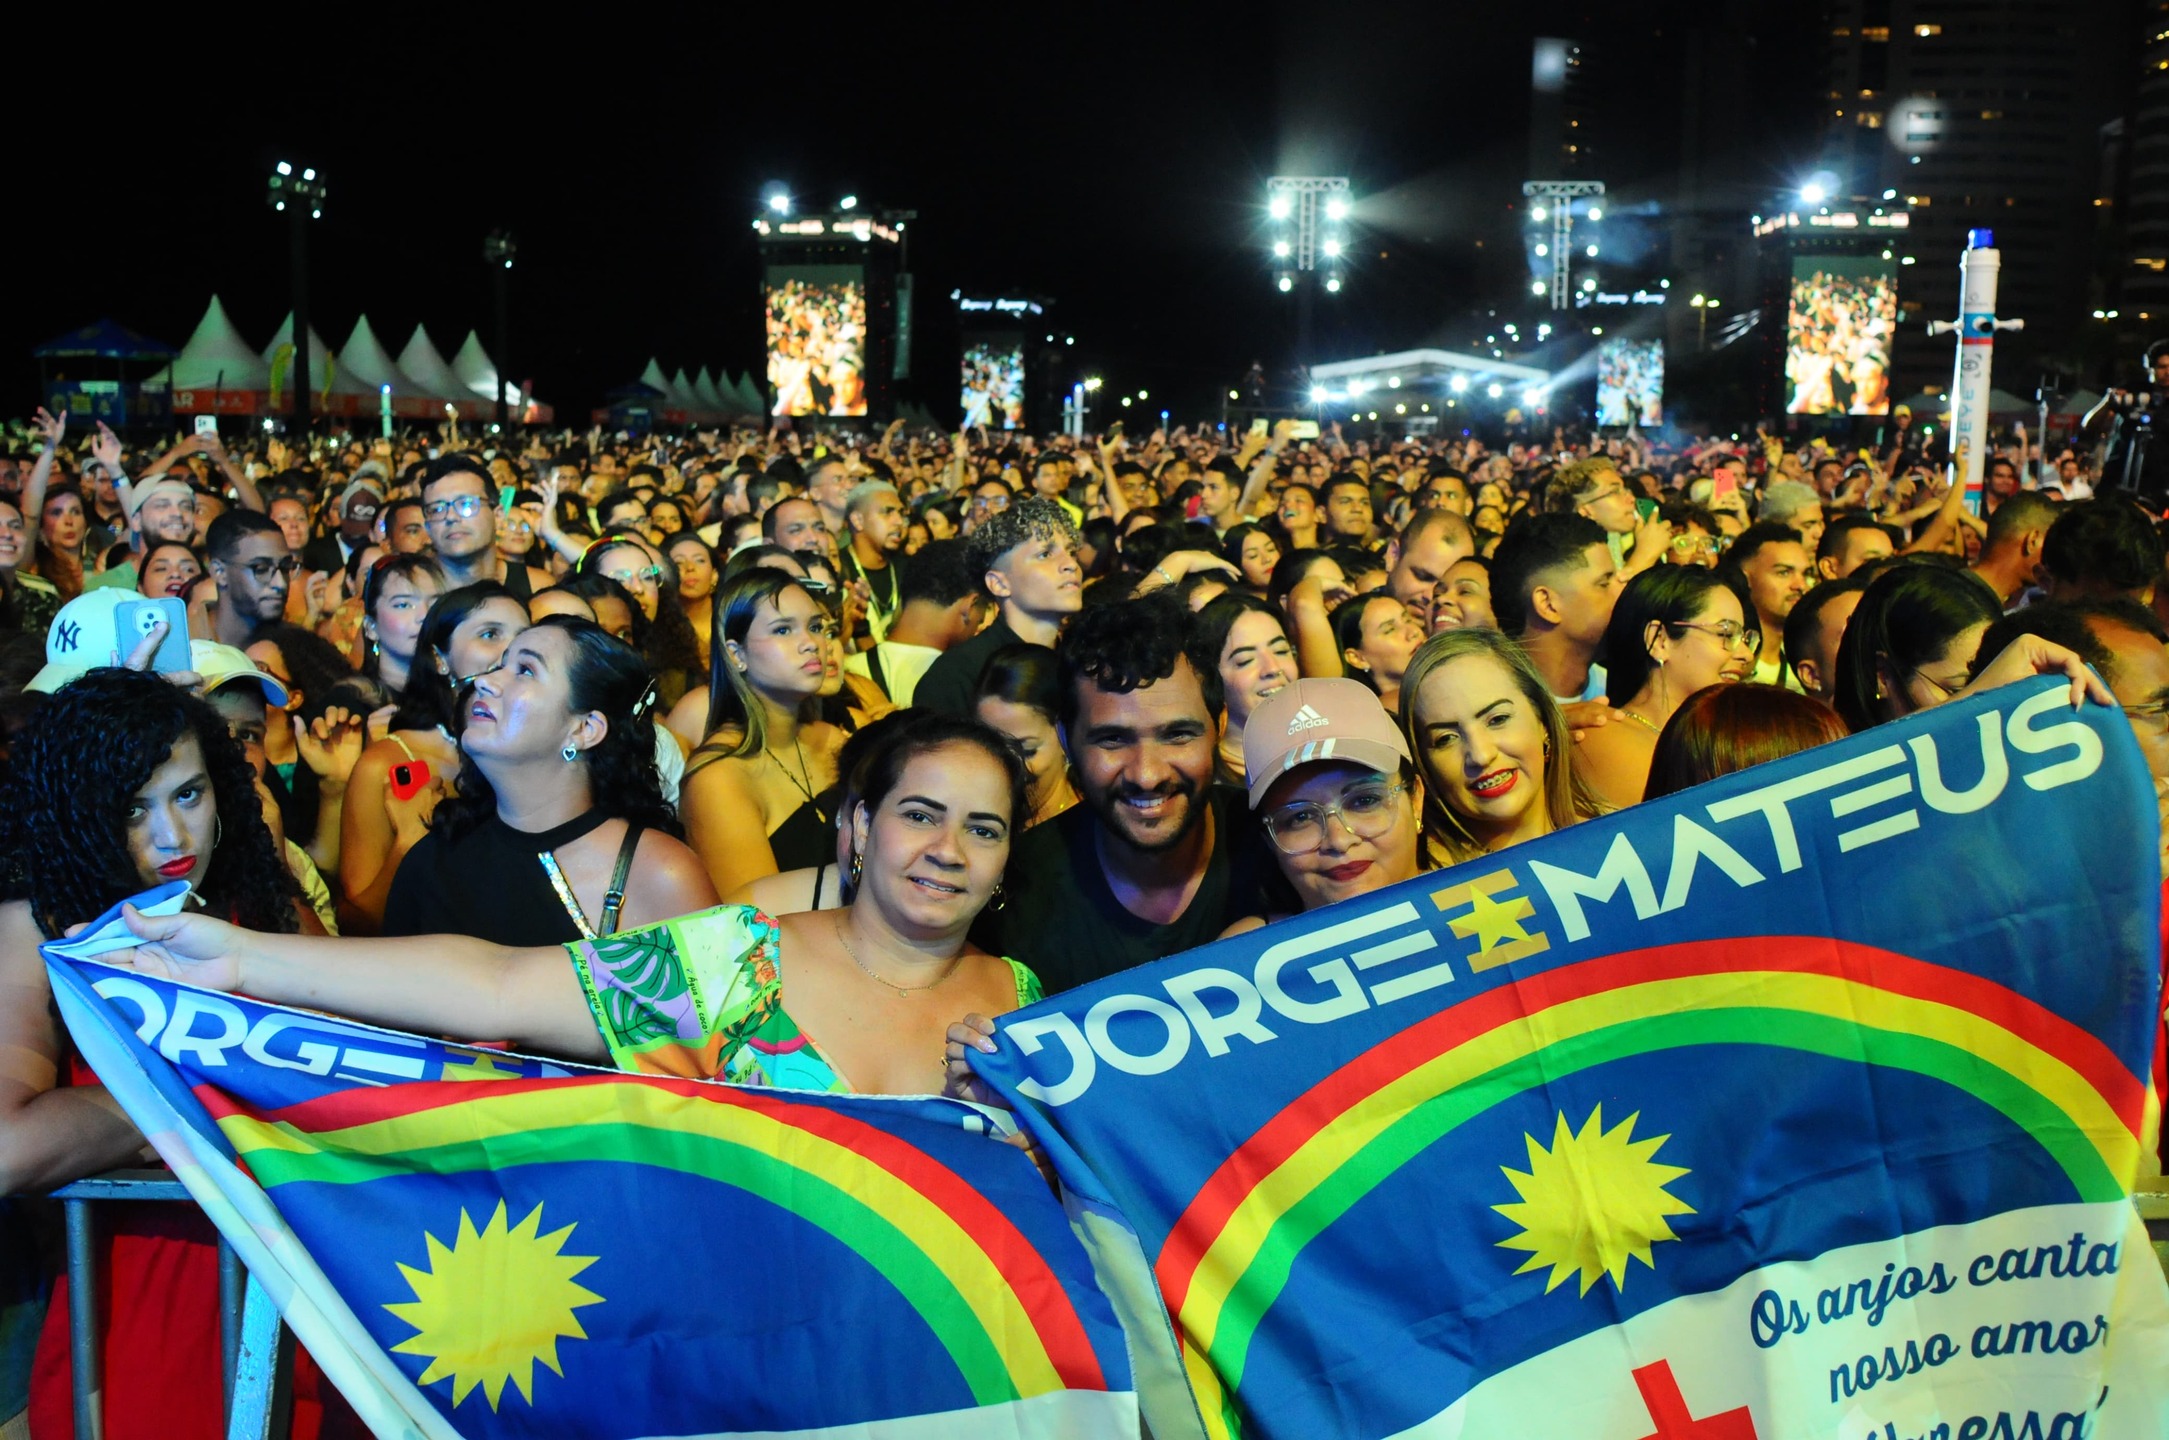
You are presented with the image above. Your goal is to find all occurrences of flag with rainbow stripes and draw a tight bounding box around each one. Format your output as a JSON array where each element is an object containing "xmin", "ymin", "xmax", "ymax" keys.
[
  {"xmin": 974, "ymin": 675, "xmax": 2169, "ymax": 1439},
  {"xmin": 44, "ymin": 951, "xmax": 1141, "ymax": 1439}
]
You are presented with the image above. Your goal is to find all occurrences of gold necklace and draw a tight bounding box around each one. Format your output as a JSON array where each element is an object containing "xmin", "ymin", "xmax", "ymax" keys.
[
  {"xmin": 1620, "ymin": 706, "xmax": 1662, "ymax": 734},
  {"xmin": 833, "ymin": 914, "xmax": 963, "ymax": 997},
  {"xmin": 771, "ymin": 735, "xmax": 826, "ymax": 820}
]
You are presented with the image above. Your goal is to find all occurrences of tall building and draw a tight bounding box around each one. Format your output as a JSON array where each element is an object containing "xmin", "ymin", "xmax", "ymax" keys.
[
  {"xmin": 1818, "ymin": 1, "xmax": 2126, "ymax": 396},
  {"xmin": 1529, "ymin": 38, "xmax": 1591, "ymax": 179},
  {"xmin": 2119, "ymin": 3, "xmax": 2169, "ymax": 318}
]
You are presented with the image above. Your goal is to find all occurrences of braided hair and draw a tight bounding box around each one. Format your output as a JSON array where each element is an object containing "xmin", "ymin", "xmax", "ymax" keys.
[{"xmin": 0, "ymin": 669, "xmax": 298, "ymax": 938}]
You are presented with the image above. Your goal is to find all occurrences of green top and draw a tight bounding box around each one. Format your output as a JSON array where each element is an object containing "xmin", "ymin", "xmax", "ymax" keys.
[{"xmin": 564, "ymin": 903, "xmax": 1040, "ymax": 1092}]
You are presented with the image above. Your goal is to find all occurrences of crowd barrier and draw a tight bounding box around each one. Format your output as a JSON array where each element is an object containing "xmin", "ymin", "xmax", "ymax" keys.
[{"xmin": 44, "ymin": 1170, "xmax": 287, "ymax": 1440}]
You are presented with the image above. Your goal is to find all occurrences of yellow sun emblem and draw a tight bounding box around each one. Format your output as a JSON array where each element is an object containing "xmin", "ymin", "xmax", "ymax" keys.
[
  {"xmin": 1493, "ymin": 1105, "xmax": 1693, "ymax": 1296},
  {"xmin": 384, "ymin": 1200, "xmax": 604, "ymax": 1409}
]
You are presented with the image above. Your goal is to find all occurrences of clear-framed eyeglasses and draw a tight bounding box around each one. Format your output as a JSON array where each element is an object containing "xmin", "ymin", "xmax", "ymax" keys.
[{"xmin": 1262, "ymin": 779, "xmax": 1407, "ymax": 856}]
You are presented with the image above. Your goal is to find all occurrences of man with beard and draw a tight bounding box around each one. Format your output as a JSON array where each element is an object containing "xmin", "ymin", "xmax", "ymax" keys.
[
  {"xmin": 972, "ymin": 594, "xmax": 1270, "ymax": 994},
  {"xmin": 86, "ymin": 466, "xmax": 199, "ymax": 594},
  {"xmin": 205, "ymin": 510, "xmax": 294, "ymax": 651},
  {"xmin": 839, "ymin": 480, "xmax": 907, "ymax": 642}
]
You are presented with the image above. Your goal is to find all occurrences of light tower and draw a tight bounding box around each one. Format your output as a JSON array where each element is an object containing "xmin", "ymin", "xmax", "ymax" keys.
[
  {"xmin": 483, "ymin": 231, "xmax": 517, "ymax": 429},
  {"xmin": 1267, "ymin": 176, "xmax": 1351, "ymax": 363},
  {"xmin": 1522, "ymin": 180, "xmax": 1603, "ymax": 311},
  {"xmin": 265, "ymin": 161, "xmax": 327, "ymax": 434}
]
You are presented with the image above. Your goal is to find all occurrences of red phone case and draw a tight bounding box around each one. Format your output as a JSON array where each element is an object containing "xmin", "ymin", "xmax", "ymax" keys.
[{"xmin": 388, "ymin": 759, "xmax": 432, "ymax": 803}]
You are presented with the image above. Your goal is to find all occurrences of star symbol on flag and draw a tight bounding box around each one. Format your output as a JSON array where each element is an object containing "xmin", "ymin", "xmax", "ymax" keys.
[
  {"xmin": 1451, "ymin": 885, "xmax": 1537, "ymax": 955},
  {"xmin": 1431, "ymin": 869, "xmax": 1551, "ymax": 972}
]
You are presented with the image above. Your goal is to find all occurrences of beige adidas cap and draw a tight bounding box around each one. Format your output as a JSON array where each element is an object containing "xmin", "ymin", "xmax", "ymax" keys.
[{"xmin": 1243, "ymin": 676, "xmax": 1410, "ymax": 809}]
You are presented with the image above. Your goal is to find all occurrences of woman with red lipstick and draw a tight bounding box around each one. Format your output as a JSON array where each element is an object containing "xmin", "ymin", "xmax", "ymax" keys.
[
  {"xmin": 1575, "ymin": 566, "xmax": 1762, "ymax": 809},
  {"xmin": 1397, "ymin": 628, "xmax": 1607, "ymax": 866},
  {"xmin": 681, "ymin": 570, "xmax": 850, "ymax": 897},
  {"xmin": 0, "ymin": 669, "xmax": 359, "ymax": 1440},
  {"xmin": 1221, "ymin": 678, "xmax": 1423, "ymax": 936},
  {"xmin": 98, "ymin": 713, "xmax": 1041, "ymax": 1099}
]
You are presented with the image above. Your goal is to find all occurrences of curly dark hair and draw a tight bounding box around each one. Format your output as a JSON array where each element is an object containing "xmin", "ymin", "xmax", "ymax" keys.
[
  {"xmin": 433, "ymin": 617, "xmax": 680, "ymax": 846},
  {"xmin": 246, "ymin": 624, "xmax": 357, "ymax": 713},
  {"xmin": 0, "ymin": 669, "xmax": 298, "ymax": 938},
  {"xmin": 1055, "ymin": 592, "xmax": 1223, "ymax": 732}
]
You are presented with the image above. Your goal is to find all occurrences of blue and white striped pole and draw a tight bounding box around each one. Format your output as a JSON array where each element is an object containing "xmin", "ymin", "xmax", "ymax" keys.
[{"xmin": 1926, "ymin": 229, "xmax": 2024, "ymax": 517}]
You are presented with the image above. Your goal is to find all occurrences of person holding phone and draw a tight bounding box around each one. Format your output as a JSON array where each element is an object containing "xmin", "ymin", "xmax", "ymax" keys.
[
  {"xmin": 0, "ymin": 669, "xmax": 357, "ymax": 1440},
  {"xmin": 339, "ymin": 581, "xmax": 523, "ymax": 932}
]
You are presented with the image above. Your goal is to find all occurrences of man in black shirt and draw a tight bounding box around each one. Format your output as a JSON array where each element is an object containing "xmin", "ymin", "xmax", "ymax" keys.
[
  {"xmin": 914, "ymin": 497, "xmax": 1082, "ymax": 716},
  {"xmin": 974, "ymin": 594, "xmax": 1270, "ymax": 993}
]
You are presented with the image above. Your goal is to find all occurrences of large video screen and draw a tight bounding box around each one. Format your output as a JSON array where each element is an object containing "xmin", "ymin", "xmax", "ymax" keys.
[
  {"xmin": 960, "ymin": 338, "xmax": 1025, "ymax": 429},
  {"xmin": 1595, "ymin": 338, "xmax": 1663, "ymax": 427},
  {"xmin": 764, "ymin": 266, "xmax": 867, "ymax": 417},
  {"xmin": 1786, "ymin": 255, "xmax": 1896, "ymax": 416}
]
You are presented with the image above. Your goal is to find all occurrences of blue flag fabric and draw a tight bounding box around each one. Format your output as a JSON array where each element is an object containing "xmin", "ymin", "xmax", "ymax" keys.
[
  {"xmin": 45, "ymin": 950, "xmax": 1140, "ymax": 1438},
  {"xmin": 971, "ymin": 677, "xmax": 2169, "ymax": 1439}
]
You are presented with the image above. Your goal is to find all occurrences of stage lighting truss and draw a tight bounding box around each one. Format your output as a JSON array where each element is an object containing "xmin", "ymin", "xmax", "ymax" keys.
[
  {"xmin": 267, "ymin": 161, "xmax": 327, "ymax": 218},
  {"xmin": 1266, "ymin": 175, "xmax": 1352, "ymax": 286},
  {"xmin": 1521, "ymin": 180, "xmax": 1604, "ymax": 311}
]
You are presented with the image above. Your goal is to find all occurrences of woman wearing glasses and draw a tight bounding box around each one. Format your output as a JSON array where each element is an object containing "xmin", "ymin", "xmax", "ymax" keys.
[
  {"xmin": 580, "ymin": 536, "xmax": 704, "ymax": 710},
  {"xmin": 1829, "ymin": 562, "xmax": 2002, "ymax": 731},
  {"xmin": 1576, "ymin": 565, "xmax": 1761, "ymax": 808},
  {"xmin": 1220, "ymin": 678, "xmax": 1422, "ymax": 936},
  {"xmin": 680, "ymin": 569, "xmax": 851, "ymax": 897}
]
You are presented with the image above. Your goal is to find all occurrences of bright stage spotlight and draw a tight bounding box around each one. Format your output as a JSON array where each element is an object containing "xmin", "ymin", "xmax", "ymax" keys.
[
  {"xmin": 1277, "ymin": 275, "xmax": 1294, "ymax": 292},
  {"xmin": 1268, "ymin": 194, "xmax": 1292, "ymax": 220},
  {"xmin": 1486, "ymin": 383, "xmax": 1504, "ymax": 399},
  {"xmin": 1450, "ymin": 374, "xmax": 1469, "ymax": 393},
  {"xmin": 1325, "ymin": 196, "xmax": 1348, "ymax": 221},
  {"xmin": 1273, "ymin": 240, "xmax": 1291, "ymax": 258}
]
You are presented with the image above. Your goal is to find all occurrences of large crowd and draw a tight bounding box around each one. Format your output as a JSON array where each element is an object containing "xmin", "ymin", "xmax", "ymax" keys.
[{"xmin": 0, "ymin": 402, "xmax": 2160, "ymax": 1438}]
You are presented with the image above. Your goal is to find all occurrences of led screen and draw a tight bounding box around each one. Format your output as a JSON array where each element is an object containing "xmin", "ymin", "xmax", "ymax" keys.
[
  {"xmin": 1596, "ymin": 338, "xmax": 1663, "ymax": 427},
  {"xmin": 960, "ymin": 338, "xmax": 1025, "ymax": 429},
  {"xmin": 1786, "ymin": 255, "xmax": 1896, "ymax": 416},
  {"xmin": 765, "ymin": 266, "xmax": 867, "ymax": 417}
]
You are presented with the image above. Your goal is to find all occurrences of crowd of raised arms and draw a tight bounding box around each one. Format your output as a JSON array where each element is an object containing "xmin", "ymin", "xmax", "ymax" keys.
[{"xmin": 0, "ymin": 403, "xmax": 2156, "ymax": 1435}]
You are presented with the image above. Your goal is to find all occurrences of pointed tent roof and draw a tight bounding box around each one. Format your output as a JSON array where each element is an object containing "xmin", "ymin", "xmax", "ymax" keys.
[
  {"xmin": 261, "ymin": 312, "xmax": 367, "ymax": 393},
  {"xmin": 152, "ymin": 296, "xmax": 271, "ymax": 390},
  {"xmin": 694, "ymin": 367, "xmax": 727, "ymax": 412},
  {"xmin": 452, "ymin": 331, "xmax": 506, "ymax": 402},
  {"xmin": 729, "ymin": 371, "xmax": 766, "ymax": 414},
  {"xmin": 668, "ymin": 367, "xmax": 704, "ymax": 413},
  {"xmin": 336, "ymin": 317, "xmax": 432, "ymax": 399},
  {"xmin": 395, "ymin": 325, "xmax": 467, "ymax": 401},
  {"xmin": 638, "ymin": 358, "xmax": 672, "ymax": 397}
]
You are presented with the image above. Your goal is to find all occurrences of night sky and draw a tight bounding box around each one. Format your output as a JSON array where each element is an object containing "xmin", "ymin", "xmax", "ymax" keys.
[{"xmin": 11, "ymin": 3, "xmax": 1819, "ymax": 423}]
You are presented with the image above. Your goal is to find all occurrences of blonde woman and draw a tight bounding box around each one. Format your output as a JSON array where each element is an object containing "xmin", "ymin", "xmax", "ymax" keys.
[{"xmin": 1396, "ymin": 627, "xmax": 1606, "ymax": 866}]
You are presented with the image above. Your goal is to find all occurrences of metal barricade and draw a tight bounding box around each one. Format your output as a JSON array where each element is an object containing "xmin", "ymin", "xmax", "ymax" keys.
[{"xmin": 46, "ymin": 1170, "xmax": 288, "ymax": 1440}]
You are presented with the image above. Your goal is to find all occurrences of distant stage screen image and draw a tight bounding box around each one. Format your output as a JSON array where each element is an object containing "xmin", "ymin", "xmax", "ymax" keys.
[
  {"xmin": 765, "ymin": 266, "xmax": 867, "ymax": 417},
  {"xmin": 1596, "ymin": 338, "xmax": 1664, "ymax": 427},
  {"xmin": 960, "ymin": 338, "xmax": 1025, "ymax": 429},
  {"xmin": 1786, "ymin": 255, "xmax": 1896, "ymax": 416}
]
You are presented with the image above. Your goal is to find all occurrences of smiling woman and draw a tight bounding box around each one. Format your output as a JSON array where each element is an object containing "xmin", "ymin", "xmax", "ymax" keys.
[
  {"xmin": 94, "ymin": 713, "xmax": 1039, "ymax": 1099},
  {"xmin": 1398, "ymin": 627, "xmax": 1606, "ymax": 866}
]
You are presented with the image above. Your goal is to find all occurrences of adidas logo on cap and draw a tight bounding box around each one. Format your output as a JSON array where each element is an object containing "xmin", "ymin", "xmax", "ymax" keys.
[{"xmin": 1287, "ymin": 704, "xmax": 1329, "ymax": 733}]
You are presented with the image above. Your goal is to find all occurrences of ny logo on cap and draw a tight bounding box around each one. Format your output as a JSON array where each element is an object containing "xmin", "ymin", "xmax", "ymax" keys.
[
  {"xmin": 53, "ymin": 620, "xmax": 80, "ymax": 654},
  {"xmin": 1287, "ymin": 704, "xmax": 1329, "ymax": 733}
]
